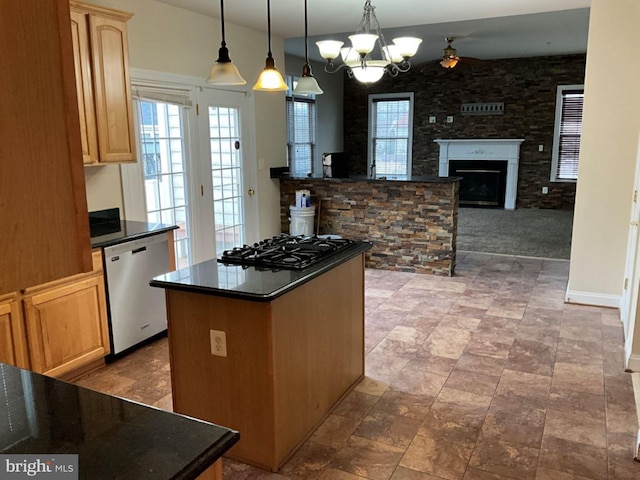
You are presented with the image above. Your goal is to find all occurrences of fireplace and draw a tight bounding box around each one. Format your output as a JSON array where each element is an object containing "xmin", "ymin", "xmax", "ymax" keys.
[
  {"xmin": 450, "ymin": 160, "xmax": 507, "ymax": 207},
  {"xmin": 435, "ymin": 139, "xmax": 524, "ymax": 209}
]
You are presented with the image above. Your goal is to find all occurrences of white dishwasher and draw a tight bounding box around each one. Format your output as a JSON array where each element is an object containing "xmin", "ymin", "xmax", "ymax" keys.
[{"xmin": 103, "ymin": 232, "xmax": 171, "ymax": 356}]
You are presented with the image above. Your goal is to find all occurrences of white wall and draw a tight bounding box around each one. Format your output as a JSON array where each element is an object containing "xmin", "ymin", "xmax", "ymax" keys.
[
  {"xmin": 284, "ymin": 54, "xmax": 344, "ymax": 176},
  {"xmin": 83, "ymin": 0, "xmax": 286, "ymax": 237}
]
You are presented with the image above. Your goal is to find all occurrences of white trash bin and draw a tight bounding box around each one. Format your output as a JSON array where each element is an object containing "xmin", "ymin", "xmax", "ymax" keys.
[{"xmin": 289, "ymin": 205, "xmax": 315, "ymax": 236}]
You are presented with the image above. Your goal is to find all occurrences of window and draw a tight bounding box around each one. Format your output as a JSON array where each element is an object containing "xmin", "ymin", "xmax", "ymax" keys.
[
  {"xmin": 369, "ymin": 93, "xmax": 414, "ymax": 179},
  {"xmin": 286, "ymin": 75, "xmax": 317, "ymax": 177},
  {"xmin": 551, "ymin": 85, "xmax": 584, "ymax": 181}
]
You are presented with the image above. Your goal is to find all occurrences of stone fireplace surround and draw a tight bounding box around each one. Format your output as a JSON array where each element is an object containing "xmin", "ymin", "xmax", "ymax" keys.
[{"xmin": 435, "ymin": 139, "xmax": 524, "ymax": 209}]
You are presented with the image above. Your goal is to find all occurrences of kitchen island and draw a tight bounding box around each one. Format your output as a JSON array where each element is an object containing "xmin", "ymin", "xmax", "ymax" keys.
[
  {"xmin": 279, "ymin": 176, "xmax": 460, "ymax": 276},
  {"xmin": 150, "ymin": 240, "xmax": 371, "ymax": 472},
  {"xmin": 0, "ymin": 362, "xmax": 238, "ymax": 479}
]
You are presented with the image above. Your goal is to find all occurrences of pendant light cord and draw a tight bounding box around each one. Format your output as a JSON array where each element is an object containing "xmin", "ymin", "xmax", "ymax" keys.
[
  {"xmin": 267, "ymin": 0, "xmax": 273, "ymax": 56},
  {"xmin": 303, "ymin": 0, "xmax": 308, "ymax": 62},
  {"xmin": 220, "ymin": 0, "xmax": 226, "ymax": 46}
]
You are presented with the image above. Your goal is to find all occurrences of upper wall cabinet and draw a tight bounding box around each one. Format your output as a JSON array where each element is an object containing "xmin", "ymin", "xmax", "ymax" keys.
[
  {"xmin": 0, "ymin": 0, "xmax": 92, "ymax": 295},
  {"xmin": 69, "ymin": 1, "xmax": 136, "ymax": 165}
]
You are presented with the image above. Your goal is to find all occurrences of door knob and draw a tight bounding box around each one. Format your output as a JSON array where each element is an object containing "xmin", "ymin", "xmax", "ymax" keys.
[{"xmin": 248, "ymin": 189, "xmax": 255, "ymax": 196}]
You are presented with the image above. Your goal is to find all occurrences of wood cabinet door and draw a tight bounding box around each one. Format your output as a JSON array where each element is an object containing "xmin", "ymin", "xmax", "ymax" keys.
[
  {"xmin": 89, "ymin": 14, "xmax": 136, "ymax": 163},
  {"xmin": 0, "ymin": 295, "xmax": 29, "ymax": 369},
  {"xmin": 24, "ymin": 276, "xmax": 110, "ymax": 378},
  {"xmin": 70, "ymin": 10, "xmax": 99, "ymax": 165}
]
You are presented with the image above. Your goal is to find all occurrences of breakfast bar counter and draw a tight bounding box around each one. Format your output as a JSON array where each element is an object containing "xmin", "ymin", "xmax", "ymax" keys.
[
  {"xmin": 151, "ymin": 241, "xmax": 372, "ymax": 472},
  {"xmin": 279, "ymin": 176, "xmax": 460, "ymax": 276}
]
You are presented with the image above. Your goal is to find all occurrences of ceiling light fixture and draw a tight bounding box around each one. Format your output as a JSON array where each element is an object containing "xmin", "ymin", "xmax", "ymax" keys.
[
  {"xmin": 293, "ymin": 0, "xmax": 323, "ymax": 95},
  {"xmin": 440, "ymin": 37, "xmax": 460, "ymax": 69},
  {"xmin": 206, "ymin": 0, "xmax": 247, "ymax": 85},
  {"xmin": 315, "ymin": 0, "xmax": 421, "ymax": 84},
  {"xmin": 253, "ymin": 0, "xmax": 288, "ymax": 91}
]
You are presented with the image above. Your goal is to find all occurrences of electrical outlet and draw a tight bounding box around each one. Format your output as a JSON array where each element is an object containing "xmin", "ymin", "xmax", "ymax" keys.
[
  {"xmin": 429, "ymin": 116, "xmax": 436, "ymax": 124},
  {"xmin": 446, "ymin": 116, "xmax": 454, "ymax": 123},
  {"xmin": 538, "ymin": 144, "xmax": 544, "ymax": 152},
  {"xmin": 542, "ymin": 186, "xmax": 549, "ymax": 194},
  {"xmin": 210, "ymin": 329, "xmax": 227, "ymax": 357}
]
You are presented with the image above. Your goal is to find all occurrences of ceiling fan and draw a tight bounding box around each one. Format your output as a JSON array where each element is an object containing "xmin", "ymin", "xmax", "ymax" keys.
[{"xmin": 420, "ymin": 36, "xmax": 485, "ymax": 72}]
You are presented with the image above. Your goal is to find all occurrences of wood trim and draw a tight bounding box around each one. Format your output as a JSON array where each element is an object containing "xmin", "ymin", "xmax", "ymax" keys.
[
  {"xmin": 23, "ymin": 251, "xmax": 103, "ymax": 295},
  {"xmin": 70, "ymin": 9, "xmax": 99, "ymax": 164},
  {"xmin": 0, "ymin": 295, "xmax": 30, "ymax": 369},
  {"xmin": 167, "ymin": 229, "xmax": 177, "ymax": 271},
  {"xmin": 69, "ymin": 1, "xmax": 133, "ymax": 21}
]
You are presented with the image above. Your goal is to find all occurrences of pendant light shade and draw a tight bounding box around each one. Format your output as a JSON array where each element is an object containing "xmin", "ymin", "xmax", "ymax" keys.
[
  {"xmin": 293, "ymin": 0, "xmax": 323, "ymax": 96},
  {"xmin": 253, "ymin": 0, "xmax": 288, "ymax": 92},
  {"xmin": 206, "ymin": 0, "xmax": 246, "ymax": 85}
]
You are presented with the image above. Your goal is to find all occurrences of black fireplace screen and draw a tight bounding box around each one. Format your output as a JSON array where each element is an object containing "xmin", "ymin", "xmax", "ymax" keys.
[{"xmin": 450, "ymin": 160, "xmax": 508, "ymax": 207}]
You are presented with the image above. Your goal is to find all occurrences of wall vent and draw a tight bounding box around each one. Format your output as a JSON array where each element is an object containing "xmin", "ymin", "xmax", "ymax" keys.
[{"xmin": 461, "ymin": 102, "xmax": 505, "ymax": 115}]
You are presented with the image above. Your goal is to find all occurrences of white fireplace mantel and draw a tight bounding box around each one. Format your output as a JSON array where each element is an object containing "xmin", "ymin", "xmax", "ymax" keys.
[{"xmin": 434, "ymin": 138, "xmax": 525, "ymax": 210}]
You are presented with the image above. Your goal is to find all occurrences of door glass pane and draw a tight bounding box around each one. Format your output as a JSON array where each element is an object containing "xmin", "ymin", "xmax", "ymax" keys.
[
  {"xmin": 138, "ymin": 100, "xmax": 191, "ymax": 269},
  {"xmin": 209, "ymin": 106, "xmax": 244, "ymax": 257}
]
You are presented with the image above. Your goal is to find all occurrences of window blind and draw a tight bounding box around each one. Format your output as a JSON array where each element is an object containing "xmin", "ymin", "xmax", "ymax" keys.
[
  {"xmin": 372, "ymin": 98, "xmax": 411, "ymax": 178},
  {"xmin": 556, "ymin": 90, "xmax": 584, "ymax": 180},
  {"xmin": 286, "ymin": 96, "xmax": 316, "ymax": 177},
  {"xmin": 132, "ymin": 85, "xmax": 193, "ymax": 107}
]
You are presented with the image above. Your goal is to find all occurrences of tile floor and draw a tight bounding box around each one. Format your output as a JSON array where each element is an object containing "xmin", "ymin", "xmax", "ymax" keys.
[{"xmin": 75, "ymin": 252, "xmax": 640, "ymax": 479}]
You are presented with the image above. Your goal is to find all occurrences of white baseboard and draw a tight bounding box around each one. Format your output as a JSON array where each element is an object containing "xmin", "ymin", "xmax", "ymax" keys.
[
  {"xmin": 627, "ymin": 353, "xmax": 640, "ymax": 372},
  {"xmin": 631, "ymin": 374, "xmax": 640, "ymax": 460},
  {"xmin": 565, "ymin": 289, "xmax": 621, "ymax": 308}
]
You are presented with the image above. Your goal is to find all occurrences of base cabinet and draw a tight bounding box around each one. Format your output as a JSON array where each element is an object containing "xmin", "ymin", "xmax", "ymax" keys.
[
  {"xmin": 0, "ymin": 251, "xmax": 110, "ymax": 378},
  {"xmin": 0, "ymin": 294, "xmax": 30, "ymax": 369},
  {"xmin": 24, "ymin": 275, "xmax": 110, "ymax": 378}
]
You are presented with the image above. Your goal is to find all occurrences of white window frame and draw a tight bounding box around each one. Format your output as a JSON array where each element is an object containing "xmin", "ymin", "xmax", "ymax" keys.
[
  {"xmin": 285, "ymin": 75, "xmax": 317, "ymax": 178},
  {"xmin": 550, "ymin": 84, "xmax": 584, "ymax": 182},
  {"xmin": 368, "ymin": 92, "xmax": 414, "ymax": 179}
]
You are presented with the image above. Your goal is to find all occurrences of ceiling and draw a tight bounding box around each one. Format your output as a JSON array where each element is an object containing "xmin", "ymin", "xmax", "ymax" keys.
[{"xmin": 154, "ymin": 0, "xmax": 591, "ymax": 65}]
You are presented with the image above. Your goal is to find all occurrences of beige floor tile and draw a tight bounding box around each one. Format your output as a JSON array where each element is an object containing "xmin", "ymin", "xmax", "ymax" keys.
[
  {"xmin": 399, "ymin": 434, "xmax": 474, "ymax": 480},
  {"xmin": 468, "ymin": 438, "xmax": 539, "ymax": 480},
  {"xmin": 328, "ymin": 436, "xmax": 404, "ymax": 480},
  {"xmin": 543, "ymin": 408, "xmax": 606, "ymax": 448},
  {"xmin": 551, "ymin": 362, "xmax": 604, "ymax": 396},
  {"xmin": 538, "ymin": 436, "xmax": 608, "ymax": 479}
]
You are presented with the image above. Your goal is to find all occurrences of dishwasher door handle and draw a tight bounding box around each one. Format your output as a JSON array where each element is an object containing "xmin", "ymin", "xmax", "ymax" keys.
[{"xmin": 132, "ymin": 246, "xmax": 147, "ymax": 254}]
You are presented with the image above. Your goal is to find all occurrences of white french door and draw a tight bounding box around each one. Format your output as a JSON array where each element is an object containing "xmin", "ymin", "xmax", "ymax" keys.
[
  {"xmin": 195, "ymin": 88, "xmax": 258, "ymax": 261},
  {"xmin": 122, "ymin": 78, "xmax": 258, "ymax": 268}
]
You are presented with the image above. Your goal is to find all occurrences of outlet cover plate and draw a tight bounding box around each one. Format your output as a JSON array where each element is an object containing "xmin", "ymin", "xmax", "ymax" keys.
[{"xmin": 210, "ymin": 329, "xmax": 227, "ymax": 357}]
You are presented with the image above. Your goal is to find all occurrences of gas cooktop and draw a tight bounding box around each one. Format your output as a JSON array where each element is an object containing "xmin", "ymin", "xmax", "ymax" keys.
[{"xmin": 218, "ymin": 234, "xmax": 356, "ymax": 270}]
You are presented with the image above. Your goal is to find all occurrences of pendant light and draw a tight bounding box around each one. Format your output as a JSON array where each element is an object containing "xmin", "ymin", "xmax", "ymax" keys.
[
  {"xmin": 253, "ymin": 0, "xmax": 288, "ymax": 91},
  {"xmin": 293, "ymin": 0, "xmax": 323, "ymax": 95},
  {"xmin": 206, "ymin": 0, "xmax": 246, "ymax": 85}
]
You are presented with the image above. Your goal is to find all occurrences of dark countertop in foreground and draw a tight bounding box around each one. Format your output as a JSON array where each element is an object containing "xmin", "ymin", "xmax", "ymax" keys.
[
  {"xmin": 151, "ymin": 241, "xmax": 372, "ymax": 302},
  {"xmin": 0, "ymin": 362, "xmax": 239, "ymax": 479},
  {"xmin": 90, "ymin": 220, "xmax": 178, "ymax": 249}
]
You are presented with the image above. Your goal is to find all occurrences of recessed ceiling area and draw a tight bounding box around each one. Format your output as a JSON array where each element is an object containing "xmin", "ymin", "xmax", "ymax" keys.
[{"xmin": 153, "ymin": 0, "xmax": 590, "ymax": 64}]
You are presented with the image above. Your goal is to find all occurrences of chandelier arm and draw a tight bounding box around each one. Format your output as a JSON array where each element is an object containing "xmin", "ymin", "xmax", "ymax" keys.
[{"xmin": 323, "ymin": 61, "xmax": 350, "ymax": 75}]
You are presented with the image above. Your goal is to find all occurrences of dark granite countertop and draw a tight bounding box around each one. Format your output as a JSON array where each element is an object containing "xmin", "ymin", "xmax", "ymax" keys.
[
  {"xmin": 0, "ymin": 362, "xmax": 239, "ymax": 479},
  {"xmin": 90, "ymin": 220, "xmax": 178, "ymax": 249},
  {"xmin": 279, "ymin": 175, "xmax": 461, "ymax": 183},
  {"xmin": 150, "ymin": 241, "xmax": 372, "ymax": 302}
]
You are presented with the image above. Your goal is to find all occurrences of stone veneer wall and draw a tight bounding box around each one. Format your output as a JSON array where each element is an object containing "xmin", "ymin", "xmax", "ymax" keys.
[
  {"xmin": 279, "ymin": 178, "xmax": 459, "ymax": 276},
  {"xmin": 343, "ymin": 54, "xmax": 586, "ymax": 210}
]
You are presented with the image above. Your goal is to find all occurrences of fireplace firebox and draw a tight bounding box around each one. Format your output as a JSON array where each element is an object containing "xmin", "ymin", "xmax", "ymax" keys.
[{"xmin": 449, "ymin": 160, "xmax": 508, "ymax": 207}]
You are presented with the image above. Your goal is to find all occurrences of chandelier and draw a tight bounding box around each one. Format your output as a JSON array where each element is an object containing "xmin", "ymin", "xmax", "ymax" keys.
[{"xmin": 315, "ymin": 0, "xmax": 422, "ymax": 84}]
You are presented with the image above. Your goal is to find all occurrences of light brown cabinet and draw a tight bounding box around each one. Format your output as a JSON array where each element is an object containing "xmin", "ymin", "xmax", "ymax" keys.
[
  {"xmin": 70, "ymin": 1, "xmax": 136, "ymax": 165},
  {"xmin": 0, "ymin": 0, "xmax": 92, "ymax": 295},
  {"xmin": 22, "ymin": 251, "xmax": 110, "ymax": 379},
  {"xmin": 0, "ymin": 294, "xmax": 30, "ymax": 369}
]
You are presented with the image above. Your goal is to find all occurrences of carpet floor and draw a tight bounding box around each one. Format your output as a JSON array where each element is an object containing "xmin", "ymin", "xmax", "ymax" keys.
[{"xmin": 457, "ymin": 208, "xmax": 574, "ymax": 259}]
